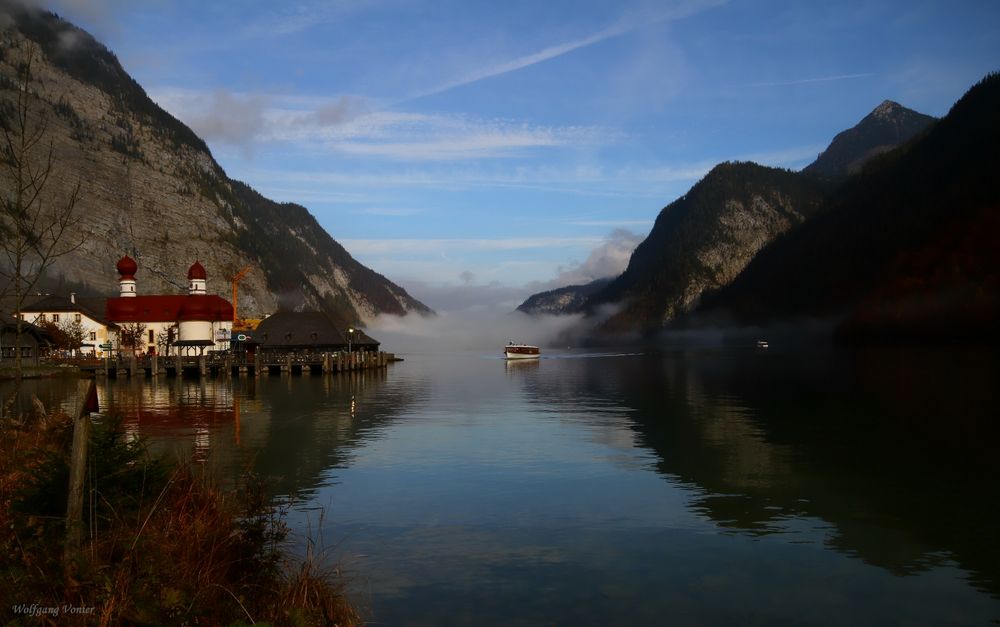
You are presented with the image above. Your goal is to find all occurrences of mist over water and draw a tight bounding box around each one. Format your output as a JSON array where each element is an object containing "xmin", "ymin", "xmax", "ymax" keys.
[{"xmin": 369, "ymin": 310, "xmax": 592, "ymax": 354}]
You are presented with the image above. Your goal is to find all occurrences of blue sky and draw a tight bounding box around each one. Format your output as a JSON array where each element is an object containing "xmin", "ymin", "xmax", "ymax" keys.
[{"xmin": 46, "ymin": 0, "xmax": 1000, "ymax": 310}]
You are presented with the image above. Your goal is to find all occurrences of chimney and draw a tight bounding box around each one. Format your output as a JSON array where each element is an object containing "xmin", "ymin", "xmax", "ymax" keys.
[{"xmin": 70, "ymin": 292, "xmax": 76, "ymax": 304}]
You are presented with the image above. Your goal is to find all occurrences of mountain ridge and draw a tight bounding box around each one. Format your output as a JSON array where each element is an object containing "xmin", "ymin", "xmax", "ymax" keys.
[
  {"xmin": 516, "ymin": 96, "xmax": 940, "ymax": 336},
  {"xmin": 693, "ymin": 72, "xmax": 1000, "ymax": 341},
  {"xmin": 0, "ymin": 2, "xmax": 431, "ymax": 323},
  {"xmin": 803, "ymin": 99, "xmax": 937, "ymax": 178}
]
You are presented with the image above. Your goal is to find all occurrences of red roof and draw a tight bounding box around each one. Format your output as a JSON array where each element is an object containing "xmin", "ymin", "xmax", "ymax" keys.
[
  {"xmin": 106, "ymin": 295, "xmax": 233, "ymax": 323},
  {"xmin": 187, "ymin": 261, "xmax": 207, "ymax": 280}
]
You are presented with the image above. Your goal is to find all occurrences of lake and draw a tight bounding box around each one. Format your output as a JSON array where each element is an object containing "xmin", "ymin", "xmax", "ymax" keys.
[{"xmin": 15, "ymin": 345, "xmax": 1000, "ymax": 625}]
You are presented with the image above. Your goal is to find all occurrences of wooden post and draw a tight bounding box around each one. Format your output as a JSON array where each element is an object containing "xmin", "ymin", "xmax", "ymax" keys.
[
  {"xmin": 174, "ymin": 353, "xmax": 182, "ymax": 377},
  {"xmin": 65, "ymin": 379, "xmax": 97, "ymax": 569}
]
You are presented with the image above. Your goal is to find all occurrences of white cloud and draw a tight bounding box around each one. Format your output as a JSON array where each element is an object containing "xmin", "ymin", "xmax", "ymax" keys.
[
  {"xmin": 240, "ymin": 0, "xmax": 381, "ymax": 38},
  {"xmin": 341, "ymin": 237, "xmax": 604, "ymax": 256},
  {"xmin": 358, "ymin": 207, "xmax": 422, "ymax": 217},
  {"xmin": 149, "ymin": 87, "xmax": 612, "ymax": 160},
  {"xmin": 569, "ymin": 220, "xmax": 654, "ymax": 227},
  {"xmin": 541, "ymin": 228, "xmax": 643, "ymax": 288}
]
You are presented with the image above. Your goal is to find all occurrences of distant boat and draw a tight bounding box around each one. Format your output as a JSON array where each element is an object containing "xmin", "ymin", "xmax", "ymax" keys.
[
  {"xmin": 504, "ymin": 342, "xmax": 540, "ymax": 360},
  {"xmin": 756, "ymin": 340, "xmax": 769, "ymax": 348}
]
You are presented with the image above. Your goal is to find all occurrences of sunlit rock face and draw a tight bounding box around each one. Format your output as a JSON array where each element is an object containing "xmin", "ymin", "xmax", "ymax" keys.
[
  {"xmin": 0, "ymin": 7, "xmax": 431, "ymax": 323},
  {"xmin": 585, "ymin": 162, "xmax": 828, "ymax": 333}
]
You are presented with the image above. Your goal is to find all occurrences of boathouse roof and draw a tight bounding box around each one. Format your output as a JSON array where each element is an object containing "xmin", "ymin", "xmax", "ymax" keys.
[{"xmin": 254, "ymin": 311, "xmax": 379, "ymax": 351}]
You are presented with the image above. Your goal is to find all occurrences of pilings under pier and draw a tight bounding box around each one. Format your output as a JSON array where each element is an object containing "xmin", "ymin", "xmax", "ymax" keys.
[{"xmin": 88, "ymin": 351, "xmax": 395, "ymax": 379}]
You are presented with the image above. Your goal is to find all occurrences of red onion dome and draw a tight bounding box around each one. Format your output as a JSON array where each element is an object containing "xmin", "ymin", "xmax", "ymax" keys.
[
  {"xmin": 187, "ymin": 261, "xmax": 207, "ymax": 281},
  {"xmin": 116, "ymin": 255, "xmax": 137, "ymax": 279},
  {"xmin": 178, "ymin": 295, "xmax": 213, "ymax": 321}
]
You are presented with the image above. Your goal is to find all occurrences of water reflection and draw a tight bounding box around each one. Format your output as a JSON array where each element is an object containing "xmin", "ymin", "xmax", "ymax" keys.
[
  {"xmin": 13, "ymin": 348, "xmax": 1000, "ymax": 624},
  {"xmin": 521, "ymin": 348, "xmax": 1000, "ymax": 599},
  {"xmin": 92, "ymin": 369, "xmax": 421, "ymax": 500}
]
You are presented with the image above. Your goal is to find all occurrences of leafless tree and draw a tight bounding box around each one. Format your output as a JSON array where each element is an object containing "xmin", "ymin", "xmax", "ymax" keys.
[
  {"xmin": 117, "ymin": 322, "xmax": 147, "ymax": 355},
  {"xmin": 0, "ymin": 41, "xmax": 83, "ymax": 381}
]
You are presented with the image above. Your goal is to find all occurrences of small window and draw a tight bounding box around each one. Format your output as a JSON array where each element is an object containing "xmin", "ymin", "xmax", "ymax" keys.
[
  {"xmin": 74, "ymin": 313, "xmax": 81, "ymax": 322},
  {"xmin": 89, "ymin": 332, "xmax": 96, "ymax": 341},
  {"xmin": 38, "ymin": 314, "xmax": 46, "ymax": 322},
  {"xmin": 149, "ymin": 329, "xmax": 154, "ymax": 343},
  {"xmin": 52, "ymin": 314, "xmax": 60, "ymax": 322},
  {"xmin": 20, "ymin": 347, "xmax": 32, "ymax": 357}
]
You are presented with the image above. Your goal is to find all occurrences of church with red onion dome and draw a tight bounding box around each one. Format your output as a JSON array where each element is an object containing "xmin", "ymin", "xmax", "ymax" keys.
[{"xmin": 105, "ymin": 255, "xmax": 234, "ymax": 355}]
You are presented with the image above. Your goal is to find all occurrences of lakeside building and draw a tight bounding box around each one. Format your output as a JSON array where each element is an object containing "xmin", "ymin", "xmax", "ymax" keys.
[
  {"xmin": 19, "ymin": 293, "xmax": 118, "ymax": 357},
  {"xmin": 17, "ymin": 256, "xmax": 235, "ymax": 357},
  {"xmin": 253, "ymin": 311, "xmax": 379, "ymax": 354},
  {"xmin": 0, "ymin": 313, "xmax": 50, "ymax": 366},
  {"xmin": 105, "ymin": 256, "xmax": 234, "ymax": 356}
]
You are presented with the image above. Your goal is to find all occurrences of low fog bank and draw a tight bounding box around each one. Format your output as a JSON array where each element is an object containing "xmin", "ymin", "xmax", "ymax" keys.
[
  {"xmin": 368, "ymin": 310, "xmax": 595, "ymax": 355},
  {"xmin": 370, "ymin": 306, "xmax": 839, "ymax": 356}
]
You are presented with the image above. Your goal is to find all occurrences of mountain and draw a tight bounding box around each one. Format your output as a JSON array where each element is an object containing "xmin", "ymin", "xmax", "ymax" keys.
[
  {"xmin": 516, "ymin": 278, "xmax": 611, "ymax": 315},
  {"xmin": 583, "ymin": 163, "xmax": 828, "ymax": 333},
  {"xmin": 803, "ymin": 100, "xmax": 937, "ymax": 179},
  {"xmin": 696, "ymin": 73, "xmax": 1000, "ymax": 342},
  {"xmin": 518, "ymin": 100, "xmax": 934, "ymax": 327},
  {"xmin": 0, "ymin": 3, "xmax": 431, "ymax": 322}
]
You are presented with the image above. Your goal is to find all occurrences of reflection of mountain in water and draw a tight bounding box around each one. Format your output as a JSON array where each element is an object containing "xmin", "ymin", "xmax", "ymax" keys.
[
  {"xmin": 101, "ymin": 370, "xmax": 420, "ymax": 500},
  {"xmin": 520, "ymin": 349, "xmax": 1000, "ymax": 598}
]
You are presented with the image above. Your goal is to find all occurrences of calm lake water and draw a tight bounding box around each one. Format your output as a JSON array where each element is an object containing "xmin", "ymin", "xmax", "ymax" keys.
[{"xmin": 15, "ymin": 345, "xmax": 1000, "ymax": 625}]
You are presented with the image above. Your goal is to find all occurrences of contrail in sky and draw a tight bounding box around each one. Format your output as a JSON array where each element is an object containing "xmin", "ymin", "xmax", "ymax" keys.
[
  {"xmin": 748, "ymin": 73, "xmax": 875, "ymax": 88},
  {"xmin": 406, "ymin": 0, "xmax": 728, "ymax": 101}
]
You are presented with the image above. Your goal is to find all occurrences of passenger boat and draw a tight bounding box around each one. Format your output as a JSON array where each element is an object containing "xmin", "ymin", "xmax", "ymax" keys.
[{"xmin": 504, "ymin": 342, "xmax": 540, "ymax": 360}]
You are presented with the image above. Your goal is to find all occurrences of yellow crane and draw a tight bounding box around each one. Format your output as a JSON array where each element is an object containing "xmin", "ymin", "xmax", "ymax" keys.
[{"xmin": 231, "ymin": 265, "xmax": 253, "ymax": 330}]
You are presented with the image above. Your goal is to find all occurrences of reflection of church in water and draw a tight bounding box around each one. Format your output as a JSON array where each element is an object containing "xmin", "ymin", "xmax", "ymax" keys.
[{"xmin": 107, "ymin": 255, "xmax": 234, "ymax": 356}]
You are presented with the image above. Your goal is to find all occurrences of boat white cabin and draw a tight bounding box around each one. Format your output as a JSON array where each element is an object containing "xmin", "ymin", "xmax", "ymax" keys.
[{"xmin": 504, "ymin": 342, "xmax": 540, "ymax": 360}]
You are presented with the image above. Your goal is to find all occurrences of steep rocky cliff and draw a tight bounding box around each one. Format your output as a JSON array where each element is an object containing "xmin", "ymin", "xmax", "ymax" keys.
[
  {"xmin": 585, "ymin": 163, "xmax": 828, "ymax": 333},
  {"xmin": 696, "ymin": 73, "xmax": 1000, "ymax": 342},
  {"xmin": 517, "ymin": 98, "xmax": 937, "ymax": 333},
  {"xmin": 0, "ymin": 3, "xmax": 430, "ymax": 322},
  {"xmin": 516, "ymin": 278, "xmax": 610, "ymax": 315}
]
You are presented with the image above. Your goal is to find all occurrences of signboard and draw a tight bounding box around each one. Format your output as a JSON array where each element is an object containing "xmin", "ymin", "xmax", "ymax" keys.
[
  {"xmin": 236, "ymin": 334, "xmax": 250, "ymax": 342},
  {"xmin": 99, "ymin": 342, "xmax": 113, "ymax": 350}
]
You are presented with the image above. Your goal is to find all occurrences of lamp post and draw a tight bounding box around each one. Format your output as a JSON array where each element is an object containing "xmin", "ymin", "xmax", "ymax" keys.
[{"xmin": 347, "ymin": 327, "xmax": 354, "ymax": 353}]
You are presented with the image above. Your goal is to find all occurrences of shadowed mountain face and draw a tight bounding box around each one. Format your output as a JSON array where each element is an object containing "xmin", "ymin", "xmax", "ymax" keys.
[
  {"xmin": 803, "ymin": 100, "xmax": 937, "ymax": 179},
  {"xmin": 697, "ymin": 73, "xmax": 1000, "ymax": 342},
  {"xmin": 0, "ymin": 3, "xmax": 431, "ymax": 323},
  {"xmin": 585, "ymin": 163, "xmax": 828, "ymax": 333},
  {"xmin": 517, "ymin": 99, "xmax": 934, "ymax": 330}
]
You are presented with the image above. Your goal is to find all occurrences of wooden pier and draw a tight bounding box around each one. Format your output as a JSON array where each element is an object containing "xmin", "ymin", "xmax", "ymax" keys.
[{"xmin": 64, "ymin": 351, "xmax": 396, "ymax": 378}]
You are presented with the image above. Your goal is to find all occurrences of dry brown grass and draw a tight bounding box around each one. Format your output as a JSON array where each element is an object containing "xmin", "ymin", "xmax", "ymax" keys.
[{"xmin": 1, "ymin": 411, "xmax": 364, "ymax": 626}]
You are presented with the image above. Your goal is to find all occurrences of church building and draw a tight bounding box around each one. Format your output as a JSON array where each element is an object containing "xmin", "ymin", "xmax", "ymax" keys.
[{"xmin": 106, "ymin": 255, "xmax": 234, "ymax": 355}]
